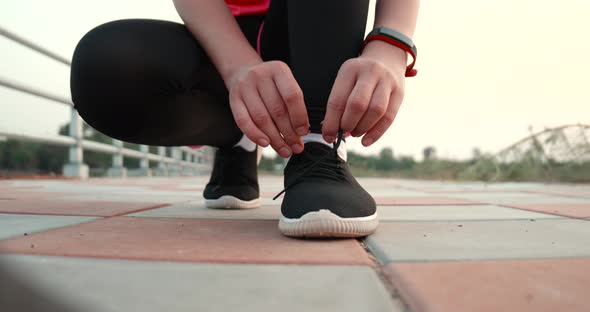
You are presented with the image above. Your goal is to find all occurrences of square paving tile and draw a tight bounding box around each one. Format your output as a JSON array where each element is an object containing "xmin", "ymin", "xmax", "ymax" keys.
[
  {"xmin": 0, "ymin": 199, "xmax": 169, "ymax": 217},
  {"xmin": 445, "ymin": 192, "xmax": 589, "ymax": 205},
  {"xmin": 504, "ymin": 203, "xmax": 590, "ymax": 218},
  {"xmin": 147, "ymin": 185, "xmax": 203, "ymax": 192},
  {"xmin": 130, "ymin": 202, "xmax": 556, "ymax": 222},
  {"xmin": 0, "ymin": 191, "xmax": 65, "ymax": 200},
  {"xmin": 383, "ymin": 258, "xmax": 590, "ymax": 312},
  {"xmin": 130, "ymin": 201, "xmax": 281, "ymax": 220},
  {"xmin": 57, "ymin": 193, "xmax": 196, "ymax": 204},
  {"xmin": 0, "ymin": 255, "xmax": 401, "ymax": 312},
  {"xmin": 0, "ymin": 214, "xmax": 97, "ymax": 240},
  {"xmin": 367, "ymin": 189, "xmax": 432, "ymax": 197},
  {"xmin": 0, "ymin": 184, "xmax": 44, "ymax": 191},
  {"xmin": 526, "ymin": 189, "xmax": 590, "ymax": 199},
  {"xmin": 376, "ymin": 196, "xmax": 481, "ymax": 206},
  {"xmin": 365, "ymin": 219, "xmax": 590, "ymax": 263},
  {"xmin": 0, "ymin": 217, "xmax": 371, "ymax": 265},
  {"xmin": 377, "ymin": 205, "xmax": 560, "ymax": 222}
]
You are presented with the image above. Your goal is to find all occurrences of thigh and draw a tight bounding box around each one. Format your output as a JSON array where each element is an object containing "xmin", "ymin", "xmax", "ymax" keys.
[{"xmin": 71, "ymin": 17, "xmax": 261, "ymax": 147}]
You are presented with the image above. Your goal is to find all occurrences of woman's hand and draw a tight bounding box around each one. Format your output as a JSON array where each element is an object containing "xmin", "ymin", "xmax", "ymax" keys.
[
  {"xmin": 322, "ymin": 41, "xmax": 408, "ymax": 147},
  {"xmin": 227, "ymin": 61, "xmax": 310, "ymax": 158}
]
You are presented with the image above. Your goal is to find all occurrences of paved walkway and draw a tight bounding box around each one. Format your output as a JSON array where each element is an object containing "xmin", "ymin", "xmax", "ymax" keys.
[{"xmin": 0, "ymin": 176, "xmax": 589, "ymax": 311}]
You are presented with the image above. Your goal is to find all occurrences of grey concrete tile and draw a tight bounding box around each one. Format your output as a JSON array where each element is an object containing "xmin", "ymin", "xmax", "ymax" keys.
[
  {"xmin": 129, "ymin": 201, "xmax": 281, "ymax": 220},
  {"xmin": 366, "ymin": 219, "xmax": 590, "ymax": 264},
  {"xmin": 0, "ymin": 214, "xmax": 97, "ymax": 240},
  {"xmin": 485, "ymin": 183, "xmax": 590, "ymax": 191},
  {"xmin": 57, "ymin": 194, "xmax": 195, "ymax": 204},
  {"xmin": 0, "ymin": 255, "xmax": 403, "ymax": 312},
  {"xmin": 445, "ymin": 192, "xmax": 590, "ymax": 205},
  {"xmin": 368, "ymin": 189, "xmax": 432, "ymax": 197},
  {"xmin": 7, "ymin": 180, "xmax": 200, "ymax": 199},
  {"xmin": 393, "ymin": 181, "xmax": 557, "ymax": 193},
  {"xmin": 377, "ymin": 205, "xmax": 561, "ymax": 222}
]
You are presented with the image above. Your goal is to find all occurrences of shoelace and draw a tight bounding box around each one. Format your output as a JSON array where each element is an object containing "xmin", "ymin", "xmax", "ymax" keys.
[{"xmin": 273, "ymin": 130, "xmax": 344, "ymax": 200}]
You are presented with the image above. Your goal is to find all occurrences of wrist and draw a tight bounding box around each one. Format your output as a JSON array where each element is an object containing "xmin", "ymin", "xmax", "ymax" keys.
[
  {"xmin": 219, "ymin": 52, "xmax": 263, "ymax": 88},
  {"xmin": 360, "ymin": 40, "xmax": 408, "ymax": 75}
]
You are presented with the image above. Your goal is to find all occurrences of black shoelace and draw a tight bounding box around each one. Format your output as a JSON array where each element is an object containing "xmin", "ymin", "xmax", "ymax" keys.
[{"xmin": 273, "ymin": 130, "xmax": 344, "ymax": 200}]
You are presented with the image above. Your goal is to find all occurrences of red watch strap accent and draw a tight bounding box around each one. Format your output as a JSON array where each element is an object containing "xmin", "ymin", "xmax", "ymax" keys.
[{"xmin": 363, "ymin": 35, "xmax": 417, "ymax": 77}]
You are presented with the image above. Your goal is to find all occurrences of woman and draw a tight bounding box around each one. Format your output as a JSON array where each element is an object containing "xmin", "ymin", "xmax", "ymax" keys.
[{"xmin": 70, "ymin": 0, "xmax": 420, "ymax": 238}]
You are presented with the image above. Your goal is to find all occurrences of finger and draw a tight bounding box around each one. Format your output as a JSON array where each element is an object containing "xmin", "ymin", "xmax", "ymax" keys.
[
  {"xmin": 362, "ymin": 91, "xmax": 402, "ymax": 147},
  {"xmin": 322, "ymin": 62, "xmax": 358, "ymax": 143},
  {"xmin": 242, "ymin": 81, "xmax": 292, "ymax": 157},
  {"xmin": 229, "ymin": 92, "xmax": 270, "ymax": 147},
  {"xmin": 351, "ymin": 81, "xmax": 391, "ymax": 137},
  {"xmin": 271, "ymin": 62, "xmax": 309, "ymax": 136},
  {"xmin": 258, "ymin": 78, "xmax": 304, "ymax": 153},
  {"xmin": 340, "ymin": 72, "xmax": 379, "ymax": 133}
]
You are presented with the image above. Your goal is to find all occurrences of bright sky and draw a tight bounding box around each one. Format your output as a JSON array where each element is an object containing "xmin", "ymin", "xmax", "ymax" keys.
[{"xmin": 1, "ymin": 0, "xmax": 589, "ymax": 160}]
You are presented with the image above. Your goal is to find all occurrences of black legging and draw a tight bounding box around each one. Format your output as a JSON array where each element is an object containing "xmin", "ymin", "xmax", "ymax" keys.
[{"xmin": 70, "ymin": 0, "xmax": 369, "ymax": 148}]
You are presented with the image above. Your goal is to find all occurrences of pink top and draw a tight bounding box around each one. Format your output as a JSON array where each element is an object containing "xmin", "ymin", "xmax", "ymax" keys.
[{"xmin": 226, "ymin": 0, "xmax": 270, "ymax": 16}]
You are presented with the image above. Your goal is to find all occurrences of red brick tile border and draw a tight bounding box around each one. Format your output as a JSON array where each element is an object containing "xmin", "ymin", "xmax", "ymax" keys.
[
  {"xmin": 0, "ymin": 200, "xmax": 170, "ymax": 217},
  {"xmin": 384, "ymin": 258, "xmax": 590, "ymax": 312},
  {"xmin": 0, "ymin": 217, "xmax": 372, "ymax": 266}
]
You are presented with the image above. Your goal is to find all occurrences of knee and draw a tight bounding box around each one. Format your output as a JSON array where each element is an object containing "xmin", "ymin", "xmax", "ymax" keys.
[
  {"xmin": 71, "ymin": 20, "xmax": 157, "ymax": 88},
  {"xmin": 70, "ymin": 20, "xmax": 158, "ymax": 140}
]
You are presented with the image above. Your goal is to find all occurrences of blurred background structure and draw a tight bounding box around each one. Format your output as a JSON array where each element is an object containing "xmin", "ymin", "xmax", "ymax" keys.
[
  {"xmin": 1, "ymin": 0, "xmax": 589, "ymax": 181},
  {"xmin": 0, "ymin": 26, "xmax": 213, "ymax": 178}
]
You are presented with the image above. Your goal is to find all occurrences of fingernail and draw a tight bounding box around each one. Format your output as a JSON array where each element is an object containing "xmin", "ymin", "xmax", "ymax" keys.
[
  {"xmin": 291, "ymin": 144, "xmax": 303, "ymax": 154},
  {"xmin": 325, "ymin": 136, "xmax": 335, "ymax": 143},
  {"xmin": 296, "ymin": 127, "xmax": 308, "ymax": 136},
  {"xmin": 363, "ymin": 137, "xmax": 374, "ymax": 146},
  {"xmin": 258, "ymin": 138, "xmax": 269, "ymax": 147},
  {"xmin": 279, "ymin": 147, "xmax": 292, "ymax": 157}
]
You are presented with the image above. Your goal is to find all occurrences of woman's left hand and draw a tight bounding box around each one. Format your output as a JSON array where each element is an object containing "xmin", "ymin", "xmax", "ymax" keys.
[{"xmin": 322, "ymin": 41, "xmax": 408, "ymax": 147}]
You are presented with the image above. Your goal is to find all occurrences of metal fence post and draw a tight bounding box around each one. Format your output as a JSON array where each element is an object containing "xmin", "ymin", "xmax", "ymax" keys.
[
  {"xmin": 153, "ymin": 147, "xmax": 168, "ymax": 176},
  {"xmin": 107, "ymin": 139, "xmax": 127, "ymax": 177},
  {"xmin": 138, "ymin": 145, "xmax": 152, "ymax": 177},
  {"xmin": 62, "ymin": 108, "xmax": 89, "ymax": 178},
  {"xmin": 168, "ymin": 147, "xmax": 181, "ymax": 176},
  {"xmin": 195, "ymin": 151, "xmax": 205, "ymax": 174},
  {"xmin": 183, "ymin": 150, "xmax": 193, "ymax": 176}
]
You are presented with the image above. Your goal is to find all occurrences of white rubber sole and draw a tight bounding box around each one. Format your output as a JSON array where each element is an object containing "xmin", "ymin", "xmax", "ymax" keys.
[
  {"xmin": 205, "ymin": 195, "xmax": 261, "ymax": 209},
  {"xmin": 279, "ymin": 209, "xmax": 378, "ymax": 238}
]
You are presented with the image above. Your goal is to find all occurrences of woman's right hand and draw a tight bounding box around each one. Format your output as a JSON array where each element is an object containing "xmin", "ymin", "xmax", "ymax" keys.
[{"xmin": 226, "ymin": 61, "xmax": 310, "ymax": 158}]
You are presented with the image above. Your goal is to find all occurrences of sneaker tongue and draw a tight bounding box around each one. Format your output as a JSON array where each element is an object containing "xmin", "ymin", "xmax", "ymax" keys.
[
  {"xmin": 304, "ymin": 142, "xmax": 347, "ymax": 162},
  {"xmin": 274, "ymin": 130, "xmax": 347, "ymax": 200},
  {"xmin": 303, "ymin": 142, "xmax": 333, "ymax": 157},
  {"xmin": 302, "ymin": 133, "xmax": 347, "ymax": 161}
]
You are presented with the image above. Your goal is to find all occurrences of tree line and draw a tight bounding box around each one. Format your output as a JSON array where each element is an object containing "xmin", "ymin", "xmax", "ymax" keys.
[{"xmin": 2, "ymin": 121, "xmax": 588, "ymax": 182}]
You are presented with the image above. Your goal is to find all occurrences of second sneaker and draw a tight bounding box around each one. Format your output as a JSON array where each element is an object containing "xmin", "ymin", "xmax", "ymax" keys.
[{"xmin": 203, "ymin": 143, "xmax": 260, "ymax": 209}]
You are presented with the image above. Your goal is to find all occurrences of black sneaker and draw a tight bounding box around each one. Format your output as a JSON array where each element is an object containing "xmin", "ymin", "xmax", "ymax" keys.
[
  {"xmin": 275, "ymin": 132, "xmax": 378, "ymax": 238},
  {"xmin": 203, "ymin": 145, "xmax": 260, "ymax": 209}
]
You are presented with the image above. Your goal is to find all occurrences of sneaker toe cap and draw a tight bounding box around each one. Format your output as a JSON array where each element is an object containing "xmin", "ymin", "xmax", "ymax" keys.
[{"xmin": 281, "ymin": 181, "xmax": 376, "ymax": 219}]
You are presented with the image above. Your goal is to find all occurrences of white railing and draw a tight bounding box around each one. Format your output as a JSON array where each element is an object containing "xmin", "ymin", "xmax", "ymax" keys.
[{"xmin": 0, "ymin": 25, "xmax": 213, "ymax": 178}]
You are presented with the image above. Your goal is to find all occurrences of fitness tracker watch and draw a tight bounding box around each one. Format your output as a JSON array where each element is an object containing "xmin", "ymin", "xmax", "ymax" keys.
[{"xmin": 363, "ymin": 27, "xmax": 418, "ymax": 77}]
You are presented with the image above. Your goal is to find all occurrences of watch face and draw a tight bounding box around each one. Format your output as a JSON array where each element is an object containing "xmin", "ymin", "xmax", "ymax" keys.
[
  {"xmin": 373, "ymin": 27, "xmax": 417, "ymax": 57},
  {"xmin": 365, "ymin": 27, "xmax": 418, "ymax": 77},
  {"xmin": 380, "ymin": 27, "xmax": 414, "ymax": 50}
]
